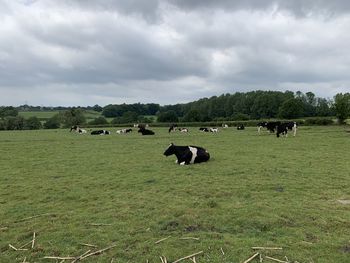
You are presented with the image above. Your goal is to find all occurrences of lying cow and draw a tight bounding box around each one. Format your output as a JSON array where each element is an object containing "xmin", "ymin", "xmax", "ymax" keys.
[
  {"xmin": 179, "ymin": 128, "xmax": 188, "ymax": 132},
  {"xmin": 116, "ymin": 128, "xmax": 132, "ymax": 134},
  {"xmin": 70, "ymin": 125, "xmax": 87, "ymax": 134},
  {"xmin": 163, "ymin": 143, "xmax": 210, "ymax": 165},
  {"xmin": 91, "ymin": 130, "xmax": 110, "ymax": 135},
  {"xmin": 210, "ymin": 127, "xmax": 219, "ymax": 133},
  {"xmin": 199, "ymin": 127, "xmax": 209, "ymax": 132},
  {"xmin": 237, "ymin": 124, "xmax": 245, "ymax": 130},
  {"xmin": 138, "ymin": 128, "xmax": 155, "ymax": 135}
]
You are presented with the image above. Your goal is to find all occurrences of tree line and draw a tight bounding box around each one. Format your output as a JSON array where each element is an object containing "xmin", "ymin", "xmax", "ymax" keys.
[{"xmin": 1, "ymin": 90, "xmax": 349, "ymax": 130}]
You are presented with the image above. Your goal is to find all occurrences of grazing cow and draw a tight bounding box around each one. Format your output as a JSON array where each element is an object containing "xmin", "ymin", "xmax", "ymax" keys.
[
  {"xmin": 276, "ymin": 122, "xmax": 297, "ymax": 137},
  {"xmin": 210, "ymin": 127, "xmax": 219, "ymax": 133},
  {"xmin": 163, "ymin": 143, "xmax": 210, "ymax": 165},
  {"xmin": 222, "ymin": 124, "xmax": 229, "ymax": 128},
  {"xmin": 138, "ymin": 128, "xmax": 155, "ymax": 135},
  {"xmin": 237, "ymin": 124, "xmax": 245, "ymax": 130},
  {"xmin": 199, "ymin": 127, "xmax": 209, "ymax": 132},
  {"xmin": 179, "ymin": 128, "xmax": 188, "ymax": 133},
  {"xmin": 91, "ymin": 130, "xmax": 110, "ymax": 135},
  {"xmin": 169, "ymin": 124, "xmax": 177, "ymax": 133}
]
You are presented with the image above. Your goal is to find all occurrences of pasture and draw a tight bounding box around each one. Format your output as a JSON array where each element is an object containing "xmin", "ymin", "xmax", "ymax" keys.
[{"xmin": 0, "ymin": 126, "xmax": 349, "ymax": 262}]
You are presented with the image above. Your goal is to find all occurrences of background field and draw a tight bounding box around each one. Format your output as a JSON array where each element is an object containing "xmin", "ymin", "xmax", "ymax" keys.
[{"xmin": 0, "ymin": 126, "xmax": 350, "ymax": 262}]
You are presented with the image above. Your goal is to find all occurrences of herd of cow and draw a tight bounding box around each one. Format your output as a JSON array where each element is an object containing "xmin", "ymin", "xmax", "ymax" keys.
[{"xmin": 70, "ymin": 121, "xmax": 297, "ymax": 165}]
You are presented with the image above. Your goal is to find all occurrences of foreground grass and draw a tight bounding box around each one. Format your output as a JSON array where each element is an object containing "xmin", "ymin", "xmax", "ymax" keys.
[{"xmin": 0, "ymin": 126, "xmax": 350, "ymax": 262}]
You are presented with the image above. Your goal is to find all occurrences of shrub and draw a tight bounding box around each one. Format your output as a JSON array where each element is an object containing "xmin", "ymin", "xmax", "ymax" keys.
[{"xmin": 88, "ymin": 116, "xmax": 108, "ymax": 125}]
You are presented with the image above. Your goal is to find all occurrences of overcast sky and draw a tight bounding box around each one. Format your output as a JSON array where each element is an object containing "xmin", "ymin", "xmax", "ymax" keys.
[{"xmin": 1, "ymin": 0, "xmax": 350, "ymax": 106}]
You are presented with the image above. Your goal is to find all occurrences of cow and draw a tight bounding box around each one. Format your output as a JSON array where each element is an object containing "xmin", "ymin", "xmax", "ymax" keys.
[
  {"xmin": 237, "ymin": 124, "xmax": 245, "ymax": 130},
  {"xmin": 91, "ymin": 130, "xmax": 110, "ymax": 135},
  {"xmin": 116, "ymin": 128, "xmax": 132, "ymax": 134},
  {"xmin": 70, "ymin": 125, "xmax": 87, "ymax": 134},
  {"xmin": 258, "ymin": 121, "xmax": 281, "ymax": 134},
  {"xmin": 169, "ymin": 124, "xmax": 177, "ymax": 133},
  {"xmin": 199, "ymin": 127, "xmax": 209, "ymax": 132},
  {"xmin": 163, "ymin": 143, "xmax": 210, "ymax": 165},
  {"xmin": 136, "ymin": 123, "xmax": 149, "ymax": 129},
  {"xmin": 138, "ymin": 128, "xmax": 155, "ymax": 135},
  {"xmin": 276, "ymin": 122, "xmax": 297, "ymax": 137},
  {"xmin": 222, "ymin": 124, "xmax": 229, "ymax": 128},
  {"xmin": 179, "ymin": 128, "xmax": 188, "ymax": 133},
  {"xmin": 210, "ymin": 127, "xmax": 219, "ymax": 133}
]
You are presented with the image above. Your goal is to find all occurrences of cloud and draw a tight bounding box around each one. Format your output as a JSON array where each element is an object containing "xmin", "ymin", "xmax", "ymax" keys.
[{"xmin": 0, "ymin": 0, "xmax": 349, "ymax": 106}]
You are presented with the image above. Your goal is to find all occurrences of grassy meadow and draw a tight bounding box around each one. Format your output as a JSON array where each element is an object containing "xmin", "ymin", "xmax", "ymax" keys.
[{"xmin": 0, "ymin": 126, "xmax": 350, "ymax": 262}]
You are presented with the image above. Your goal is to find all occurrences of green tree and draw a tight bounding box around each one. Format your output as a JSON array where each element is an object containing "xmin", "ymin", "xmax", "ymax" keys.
[
  {"xmin": 59, "ymin": 108, "xmax": 86, "ymax": 127},
  {"xmin": 25, "ymin": 117, "xmax": 42, "ymax": 130},
  {"xmin": 0, "ymin": 106, "xmax": 18, "ymax": 118},
  {"xmin": 182, "ymin": 109, "xmax": 201, "ymax": 122},
  {"xmin": 157, "ymin": 110, "xmax": 178, "ymax": 122},
  {"xmin": 334, "ymin": 93, "xmax": 350, "ymax": 124},
  {"xmin": 88, "ymin": 116, "xmax": 108, "ymax": 125},
  {"xmin": 278, "ymin": 98, "xmax": 304, "ymax": 119},
  {"xmin": 5, "ymin": 116, "xmax": 25, "ymax": 130},
  {"xmin": 44, "ymin": 115, "xmax": 61, "ymax": 129}
]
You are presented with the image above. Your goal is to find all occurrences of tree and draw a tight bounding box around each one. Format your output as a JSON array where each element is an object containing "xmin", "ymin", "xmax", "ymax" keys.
[
  {"xmin": 182, "ymin": 109, "xmax": 201, "ymax": 122},
  {"xmin": 334, "ymin": 93, "xmax": 350, "ymax": 124},
  {"xmin": 88, "ymin": 116, "xmax": 108, "ymax": 125},
  {"xmin": 25, "ymin": 117, "xmax": 42, "ymax": 130},
  {"xmin": 5, "ymin": 116, "xmax": 25, "ymax": 130},
  {"xmin": 92, "ymin": 104, "xmax": 103, "ymax": 112},
  {"xmin": 59, "ymin": 108, "xmax": 86, "ymax": 127},
  {"xmin": 157, "ymin": 110, "xmax": 178, "ymax": 122},
  {"xmin": 278, "ymin": 98, "xmax": 304, "ymax": 119},
  {"xmin": 44, "ymin": 115, "xmax": 61, "ymax": 129},
  {"xmin": 0, "ymin": 106, "xmax": 18, "ymax": 118}
]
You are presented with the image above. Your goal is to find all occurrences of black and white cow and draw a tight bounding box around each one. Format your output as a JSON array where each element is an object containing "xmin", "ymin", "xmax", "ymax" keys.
[
  {"xmin": 258, "ymin": 121, "xmax": 281, "ymax": 134},
  {"xmin": 276, "ymin": 122, "xmax": 297, "ymax": 137},
  {"xmin": 222, "ymin": 124, "xmax": 229, "ymax": 128},
  {"xmin": 169, "ymin": 124, "xmax": 178, "ymax": 133},
  {"xmin": 91, "ymin": 130, "xmax": 110, "ymax": 135},
  {"xmin": 116, "ymin": 128, "xmax": 132, "ymax": 134},
  {"xmin": 237, "ymin": 124, "xmax": 245, "ymax": 130},
  {"xmin": 179, "ymin": 128, "xmax": 188, "ymax": 133},
  {"xmin": 163, "ymin": 143, "xmax": 210, "ymax": 165},
  {"xmin": 138, "ymin": 128, "xmax": 155, "ymax": 135},
  {"xmin": 199, "ymin": 127, "xmax": 209, "ymax": 132},
  {"xmin": 70, "ymin": 125, "xmax": 87, "ymax": 134},
  {"xmin": 210, "ymin": 127, "xmax": 219, "ymax": 133}
]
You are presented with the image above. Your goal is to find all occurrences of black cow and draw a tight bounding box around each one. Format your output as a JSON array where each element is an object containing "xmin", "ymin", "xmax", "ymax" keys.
[
  {"xmin": 163, "ymin": 143, "xmax": 210, "ymax": 165},
  {"xmin": 91, "ymin": 130, "xmax": 110, "ymax": 135},
  {"xmin": 199, "ymin": 127, "xmax": 209, "ymax": 132},
  {"xmin": 237, "ymin": 124, "xmax": 245, "ymax": 130},
  {"xmin": 138, "ymin": 128, "xmax": 155, "ymax": 135}
]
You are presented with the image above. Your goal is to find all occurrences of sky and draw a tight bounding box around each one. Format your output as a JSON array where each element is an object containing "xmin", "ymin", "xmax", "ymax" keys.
[{"xmin": 1, "ymin": 0, "xmax": 350, "ymax": 106}]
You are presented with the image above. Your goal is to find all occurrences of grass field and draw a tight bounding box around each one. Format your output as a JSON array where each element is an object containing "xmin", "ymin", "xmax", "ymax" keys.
[{"xmin": 0, "ymin": 126, "xmax": 350, "ymax": 262}]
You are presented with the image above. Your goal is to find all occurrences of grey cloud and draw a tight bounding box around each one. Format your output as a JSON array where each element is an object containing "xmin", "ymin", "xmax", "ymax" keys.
[{"xmin": 1, "ymin": 0, "xmax": 350, "ymax": 106}]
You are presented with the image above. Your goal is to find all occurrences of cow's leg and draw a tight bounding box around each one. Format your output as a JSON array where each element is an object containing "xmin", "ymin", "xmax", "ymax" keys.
[{"xmin": 258, "ymin": 126, "xmax": 261, "ymax": 134}]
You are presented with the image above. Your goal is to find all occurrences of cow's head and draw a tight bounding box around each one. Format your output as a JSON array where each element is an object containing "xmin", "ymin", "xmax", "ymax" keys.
[{"xmin": 163, "ymin": 143, "xmax": 175, "ymax": 156}]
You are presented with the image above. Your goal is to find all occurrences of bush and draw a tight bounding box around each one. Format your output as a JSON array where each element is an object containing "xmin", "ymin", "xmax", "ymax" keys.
[
  {"xmin": 88, "ymin": 116, "xmax": 108, "ymax": 125},
  {"xmin": 304, "ymin": 118, "xmax": 334, "ymax": 125},
  {"xmin": 25, "ymin": 117, "xmax": 42, "ymax": 130},
  {"xmin": 44, "ymin": 115, "xmax": 61, "ymax": 129}
]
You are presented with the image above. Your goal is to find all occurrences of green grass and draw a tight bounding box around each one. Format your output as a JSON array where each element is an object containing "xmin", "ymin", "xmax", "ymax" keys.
[{"xmin": 0, "ymin": 126, "xmax": 350, "ymax": 262}]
